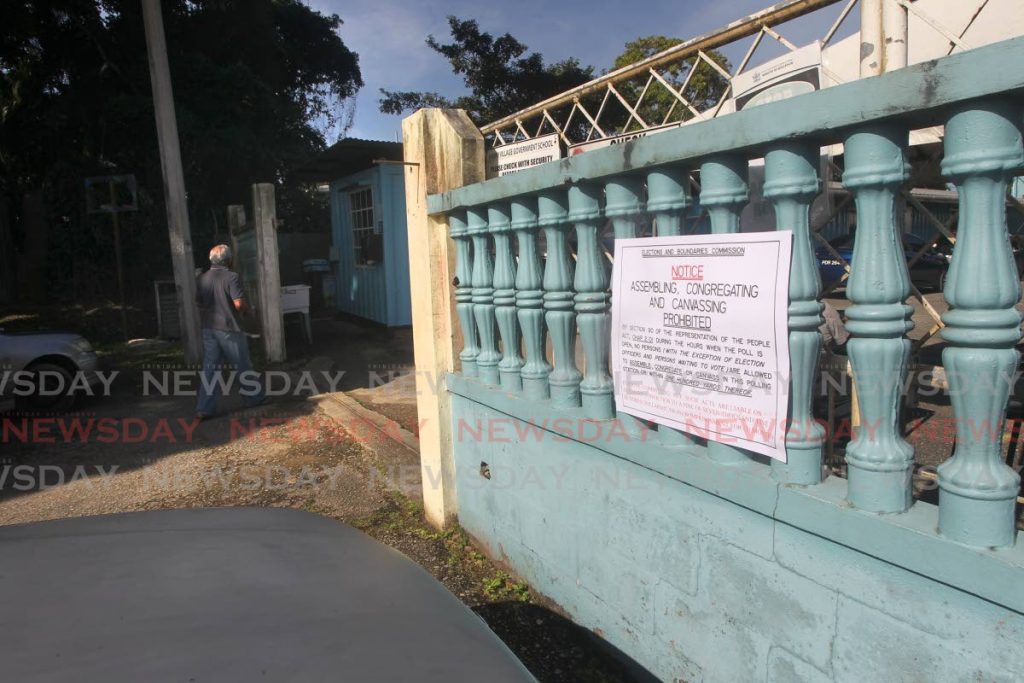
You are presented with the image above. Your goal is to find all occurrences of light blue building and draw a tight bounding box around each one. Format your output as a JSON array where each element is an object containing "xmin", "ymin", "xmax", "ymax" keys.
[{"xmin": 303, "ymin": 139, "xmax": 412, "ymax": 326}]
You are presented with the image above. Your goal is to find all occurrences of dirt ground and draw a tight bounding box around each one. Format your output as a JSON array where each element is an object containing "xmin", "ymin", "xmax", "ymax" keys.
[{"xmin": 0, "ymin": 317, "xmax": 646, "ymax": 683}]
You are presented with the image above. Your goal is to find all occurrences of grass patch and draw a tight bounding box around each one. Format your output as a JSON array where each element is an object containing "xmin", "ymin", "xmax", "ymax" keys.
[
  {"xmin": 354, "ymin": 490, "xmax": 531, "ymax": 605},
  {"xmin": 483, "ymin": 570, "xmax": 531, "ymax": 602}
]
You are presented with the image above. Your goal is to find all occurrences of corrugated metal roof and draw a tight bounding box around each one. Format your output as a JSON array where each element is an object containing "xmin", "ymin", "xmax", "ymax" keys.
[{"xmin": 293, "ymin": 138, "xmax": 403, "ymax": 183}]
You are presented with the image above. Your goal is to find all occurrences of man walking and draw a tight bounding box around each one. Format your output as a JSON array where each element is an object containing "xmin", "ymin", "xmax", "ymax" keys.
[{"xmin": 195, "ymin": 244, "xmax": 266, "ymax": 419}]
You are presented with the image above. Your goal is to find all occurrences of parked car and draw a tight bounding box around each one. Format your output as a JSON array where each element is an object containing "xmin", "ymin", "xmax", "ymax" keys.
[
  {"xmin": 816, "ymin": 232, "xmax": 948, "ymax": 292},
  {"xmin": 0, "ymin": 328, "xmax": 101, "ymax": 411},
  {"xmin": 0, "ymin": 507, "xmax": 536, "ymax": 682}
]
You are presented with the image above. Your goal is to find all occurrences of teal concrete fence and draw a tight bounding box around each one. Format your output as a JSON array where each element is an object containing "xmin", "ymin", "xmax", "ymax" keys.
[{"xmin": 427, "ymin": 38, "xmax": 1024, "ymax": 682}]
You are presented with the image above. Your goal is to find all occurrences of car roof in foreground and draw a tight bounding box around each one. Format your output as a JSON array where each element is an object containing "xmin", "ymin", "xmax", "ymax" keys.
[{"xmin": 0, "ymin": 507, "xmax": 535, "ymax": 682}]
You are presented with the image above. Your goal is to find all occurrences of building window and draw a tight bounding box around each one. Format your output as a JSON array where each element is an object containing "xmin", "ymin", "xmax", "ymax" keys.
[{"xmin": 349, "ymin": 187, "xmax": 382, "ymax": 265}]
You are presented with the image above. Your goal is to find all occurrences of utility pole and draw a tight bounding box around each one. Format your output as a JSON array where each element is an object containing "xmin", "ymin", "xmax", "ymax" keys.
[
  {"xmin": 141, "ymin": 0, "xmax": 201, "ymax": 363},
  {"xmin": 109, "ymin": 181, "xmax": 128, "ymax": 340}
]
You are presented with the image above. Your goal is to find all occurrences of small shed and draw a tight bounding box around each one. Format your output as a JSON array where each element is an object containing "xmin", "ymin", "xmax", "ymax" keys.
[{"xmin": 298, "ymin": 138, "xmax": 411, "ymax": 327}]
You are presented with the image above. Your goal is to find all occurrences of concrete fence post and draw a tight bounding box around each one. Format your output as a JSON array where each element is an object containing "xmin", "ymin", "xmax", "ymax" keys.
[
  {"xmin": 402, "ymin": 109, "xmax": 485, "ymax": 529},
  {"xmin": 252, "ymin": 183, "xmax": 285, "ymax": 363},
  {"xmin": 226, "ymin": 205, "xmax": 245, "ymax": 260}
]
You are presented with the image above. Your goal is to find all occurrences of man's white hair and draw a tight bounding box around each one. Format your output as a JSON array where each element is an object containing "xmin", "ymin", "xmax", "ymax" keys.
[{"xmin": 209, "ymin": 244, "xmax": 232, "ymax": 265}]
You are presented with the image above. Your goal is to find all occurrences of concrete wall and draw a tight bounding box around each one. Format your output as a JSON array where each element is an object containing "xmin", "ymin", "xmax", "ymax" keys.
[{"xmin": 451, "ymin": 394, "xmax": 1024, "ymax": 683}]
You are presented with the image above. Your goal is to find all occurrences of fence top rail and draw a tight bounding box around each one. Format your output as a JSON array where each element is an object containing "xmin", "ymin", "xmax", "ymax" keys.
[{"xmin": 426, "ymin": 35, "xmax": 1024, "ymax": 216}]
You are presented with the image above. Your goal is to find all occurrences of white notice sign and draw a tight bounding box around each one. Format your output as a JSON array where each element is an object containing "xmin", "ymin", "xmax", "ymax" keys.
[
  {"xmin": 611, "ymin": 232, "xmax": 792, "ymax": 461},
  {"xmin": 486, "ymin": 134, "xmax": 561, "ymax": 177}
]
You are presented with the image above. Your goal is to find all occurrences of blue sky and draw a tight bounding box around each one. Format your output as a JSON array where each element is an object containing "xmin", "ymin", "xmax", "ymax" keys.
[{"xmin": 305, "ymin": 0, "xmax": 851, "ymax": 141}]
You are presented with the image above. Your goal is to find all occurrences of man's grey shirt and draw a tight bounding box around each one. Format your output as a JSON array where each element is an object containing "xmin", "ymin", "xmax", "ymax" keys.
[{"xmin": 195, "ymin": 265, "xmax": 245, "ymax": 333}]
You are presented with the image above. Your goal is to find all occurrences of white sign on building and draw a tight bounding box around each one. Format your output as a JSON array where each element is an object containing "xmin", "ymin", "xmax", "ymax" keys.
[
  {"xmin": 611, "ymin": 232, "xmax": 793, "ymax": 461},
  {"xmin": 486, "ymin": 133, "xmax": 561, "ymax": 177},
  {"xmin": 732, "ymin": 41, "xmax": 822, "ymax": 111},
  {"xmin": 567, "ymin": 122, "xmax": 682, "ymax": 156}
]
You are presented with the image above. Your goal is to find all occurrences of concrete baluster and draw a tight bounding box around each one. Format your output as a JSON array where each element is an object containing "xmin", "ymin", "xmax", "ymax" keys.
[
  {"xmin": 539, "ymin": 188, "xmax": 582, "ymax": 408},
  {"xmin": 842, "ymin": 126, "xmax": 914, "ymax": 512},
  {"xmin": 606, "ymin": 174, "xmax": 652, "ymax": 438},
  {"xmin": 700, "ymin": 156, "xmax": 754, "ymax": 464},
  {"xmin": 468, "ymin": 206, "xmax": 500, "ymax": 386},
  {"xmin": 765, "ymin": 144, "xmax": 825, "ymax": 485},
  {"xmin": 513, "ymin": 195, "xmax": 551, "ymax": 400},
  {"xmin": 449, "ymin": 211, "xmax": 478, "ymax": 377},
  {"xmin": 605, "ymin": 175, "xmax": 644, "ymax": 240},
  {"xmin": 647, "ymin": 167, "xmax": 697, "ymax": 448},
  {"xmin": 570, "ymin": 182, "xmax": 614, "ymax": 420},
  {"xmin": 938, "ymin": 100, "xmax": 1023, "ymax": 547},
  {"xmin": 490, "ymin": 202, "xmax": 523, "ymax": 392}
]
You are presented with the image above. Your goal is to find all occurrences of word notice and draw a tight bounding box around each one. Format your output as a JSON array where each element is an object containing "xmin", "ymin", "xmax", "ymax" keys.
[{"xmin": 611, "ymin": 232, "xmax": 792, "ymax": 461}]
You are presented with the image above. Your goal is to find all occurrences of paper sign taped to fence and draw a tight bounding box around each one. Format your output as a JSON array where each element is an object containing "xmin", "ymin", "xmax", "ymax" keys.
[{"xmin": 611, "ymin": 232, "xmax": 792, "ymax": 461}]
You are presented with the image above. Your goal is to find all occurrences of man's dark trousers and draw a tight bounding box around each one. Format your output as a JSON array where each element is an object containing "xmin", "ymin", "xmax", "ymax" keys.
[{"xmin": 196, "ymin": 328, "xmax": 265, "ymax": 416}]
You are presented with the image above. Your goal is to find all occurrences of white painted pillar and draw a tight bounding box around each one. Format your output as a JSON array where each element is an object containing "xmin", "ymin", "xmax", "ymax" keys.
[
  {"xmin": 860, "ymin": 0, "xmax": 884, "ymax": 77},
  {"xmin": 402, "ymin": 109, "xmax": 486, "ymax": 528},
  {"xmin": 882, "ymin": 0, "xmax": 908, "ymax": 71},
  {"xmin": 861, "ymin": 0, "xmax": 909, "ymax": 77}
]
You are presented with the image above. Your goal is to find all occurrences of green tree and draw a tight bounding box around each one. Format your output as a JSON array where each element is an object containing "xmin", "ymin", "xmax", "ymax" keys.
[
  {"xmin": 611, "ymin": 36, "xmax": 731, "ymax": 129},
  {"xmin": 0, "ymin": 0, "xmax": 361, "ymax": 314},
  {"xmin": 379, "ymin": 16, "xmax": 593, "ymax": 125}
]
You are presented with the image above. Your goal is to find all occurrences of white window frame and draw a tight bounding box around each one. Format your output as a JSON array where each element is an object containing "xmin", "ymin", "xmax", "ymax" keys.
[{"xmin": 348, "ymin": 186, "xmax": 378, "ymax": 266}]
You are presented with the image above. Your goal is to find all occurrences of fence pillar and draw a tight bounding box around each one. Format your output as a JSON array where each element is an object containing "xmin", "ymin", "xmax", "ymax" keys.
[
  {"xmin": 938, "ymin": 100, "xmax": 1023, "ymax": 547},
  {"xmin": 512, "ymin": 196, "xmax": 550, "ymax": 400},
  {"xmin": 402, "ymin": 108, "xmax": 486, "ymax": 528},
  {"xmin": 252, "ymin": 183, "xmax": 285, "ymax": 363},
  {"xmin": 647, "ymin": 167, "xmax": 697, "ymax": 448},
  {"xmin": 842, "ymin": 126, "xmax": 914, "ymax": 513},
  {"xmin": 539, "ymin": 188, "xmax": 581, "ymax": 408},
  {"xmin": 490, "ymin": 202, "xmax": 523, "ymax": 392},
  {"xmin": 571, "ymin": 182, "xmax": 613, "ymax": 421},
  {"xmin": 700, "ymin": 156, "xmax": 754, "ymax": 464},
  {"xmin": 765, "ymin": 144, "xmax": 825, "ymax": 485},
  {"xmin": 227, "ymin": 204, "xmax": 247, "ymax": 301}
]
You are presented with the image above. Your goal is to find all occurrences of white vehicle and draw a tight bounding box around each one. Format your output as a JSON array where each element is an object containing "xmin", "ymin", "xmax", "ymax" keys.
[{"xmin": 0, "ymin": 329, "xmax": 101, "ymax": 411}]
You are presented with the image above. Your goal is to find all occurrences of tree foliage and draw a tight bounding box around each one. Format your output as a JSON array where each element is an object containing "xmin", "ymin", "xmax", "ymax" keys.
[
  {"xmin": 0, "ymin": 0, "xmax": 361, "ymax": 310},
  {"xmin": 611, "ymin": 36, "xmax": 731, "ymax": 128},
  {"xmin": 379, "ymin": 16, "xmax": 593, "ymax": 125}
]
